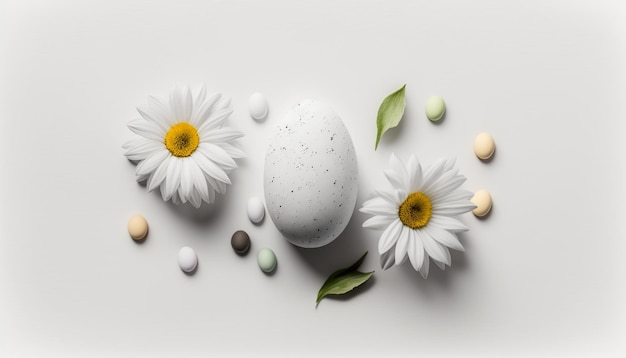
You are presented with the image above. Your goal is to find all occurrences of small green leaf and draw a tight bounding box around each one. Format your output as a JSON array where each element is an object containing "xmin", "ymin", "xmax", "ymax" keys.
[
  {"xmin": 375, "ymin": 84, "xmax": 406, "ymax": 150},
  {"xmin": 316, "ymin": 252, "xmax": 374, "ymax": 306}
]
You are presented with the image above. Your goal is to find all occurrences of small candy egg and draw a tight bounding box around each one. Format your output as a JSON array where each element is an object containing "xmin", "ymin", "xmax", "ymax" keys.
[
  {"xmin": 257, "ymin": 248, "xmax": 277, "ymax": 273},
  {"xmin": 231, "ymin": 230, "xmax": 251, "ymax": 255},
  {"xmin": 178, "ymin": 246, "xmax": 198, "ymax": 273},
  {"xmin": 471, "ymin": 189, "xmax": 493, "ymax": 217},
  {"xmin": 425, "ymin": 96, "xmax": 446, "ymax": 122},
  {"xmin": 474, "ymin": 132, "xmax": 496, "ymax": 160},
  {"xmin": 128, "ymin": 214, "xmax": 148, "ymax": 241},
  {"xmin": 247, "ymin": 197, "xmax": 265, "ymax": 224},
  {"xmin": 248, "ymin": 92, "xmax": 269, "ymax": 121}
]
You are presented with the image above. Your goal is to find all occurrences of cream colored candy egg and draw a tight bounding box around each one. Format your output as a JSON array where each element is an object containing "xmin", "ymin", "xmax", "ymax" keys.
[
  {"xmin": 128, "ymin": 214, "xmax": 148, "ymax": 241},
  {"xmin": 471, "ymin": 190, "xmax": 492, "ymax": 217},
  {"xmin": 473, "ymin": 132, "xmax": 495, "ymax": 160}
]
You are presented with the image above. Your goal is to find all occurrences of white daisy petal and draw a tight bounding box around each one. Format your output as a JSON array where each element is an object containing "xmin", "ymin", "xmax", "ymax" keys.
[
  {"xmin": 216, "ymin": 97, "xmax": 231, "ymax": 110},
  {"xmin": 375, "ymin": 189, "xmax": 405, "ymax": 206},
  {"xmin": 197, "ymin": 142, "xmax": 238, "ymax": 171},
  {"xmin": 394, "ymin": 226, "xmax": 410, "ymax": 265},
  {"xmin": 207, "ymin": 184, "xmax": 216, "ymax": 203},
  {"xmin": 192, "ymin": 152, "xmax": 231, "ymax": 184},
  {"xmin": 201, "ymin": 127, "xmax": 244, "ymax": 144},
  {"xmin": 189, "ymin": 188, "xmax": 202, "ymax": 208},
  {"xmin": 419, "ymin": 229, "xmax": 451, "ymax": 266},
  {"xmin": 204, "ymin": 174, "xmax": 218, "ymax": 194},
  {"xmin": 359, "ymin": 198, "xmax": 396, "ymax": 216},
  {"xmin": 127, "ymin": 119, "xmax": 164, "ymax": 141},
  {"xmin": 181, "ymin": 86, "xmax": 193, "ymax": 121},
  {"xmin": 432, "ymin": 189, "xmax": 474, "ymax": 204},
  {"xmin": 204, "ymin": 173, "xmax": 224, "ymax": 194},
  {"xmin": 169, "ymin": 86, "xmax": 193, "ymax": 122},
  {"xmin": 378, "ymin": 219, "xmax": 403, "ymax": 254},
  {"xmin": 147, "ymin": 157, "xmax": 170, "ymax": 192},
  {"xmin": 124, "ymin": 139, "xmax": 163, "ymax": 161},
  {"xmin": 443, "ymin": 158, "xmax": 456, "ymax": 172},
  {"xmin": 147, "ymin": 95, "xmax": 174, "ymax": 126},
  {"xmin": 197, "ymin": 108, "xmax": 234, "ymax": 135},
  {"xmin": 219, "ymin": 143, "xmax": 246, "ymax": 158},
  {"xmin": 419, "ymin": 253, "xmax": 430, "ymax": 278},
  {"xmin": 433, "ymin": 259, "xmax": 446, "ymax": 271},
  {"xmin": 189, "ymin": 159, "xmax": 210, "ymax": 202},
  {"xmin": 395, "ymin": 189, "xmax": 408, "ymax": 204},
  {"xmin": 362, "ymin": 215, "xmax": 395, "ymax": 230},
  {"xmin": 407, "ymin": 229, "xmax": 425, "ymax": 271},
  {"xmin": 389, "ymin": 153, "xmax": 406, "ymax": 177},
  {"xmin": 160, "ymin": 178, "xmax": 169, "ymax": 201},
  {"xmin": 407, "ymin": 155, "xmax": 423, "ymax": 193},
  {"xmin": 427, "ymin": 173, "xmax": 465, "ymax": 198},
  {"xmin": 360, "ymin": 196, "xmax": 387, "ymax": 209},
  {"xmin": 177, "ymin": 186, "xmax": 188, "ymax": 204},
  {"xmin": 428, "ymin": 216, "xmax": 469, "ymax": 233},
  {"xmin": 135, "ymin": 173, "xmax": 149, "ymax": 183},
  {"xmin": 384, "ymin": 169, "xmax": 405, "ymax": 192},
  {"xmin": 423, "ymin": 225, "xmax": 465, "ymax": 252},
  {"xmin": 384, "ymin": 153, "xmax": 408, "ymax": 189},
  {"xmin": 191, "ymin": 92, "xmax": 221, "ymax": 126},
  {"xmin": 205, "ymin": 174, "xmax": 227, "ymax": 194},
  {"xmin": 194, "ymin": 84, "xmax": 207, "ymax": 108},
  {"xmin": 164, "ymin": 157, "xmax": 182, "ymax": 200},
  {"xmin": 137, "ymin": 105, "xmax": 169, "ymax": 133},
  {"xmin": 171, "ymin": 191, "xmax": 180, "ymax": 205},
  {"xmin": 420, "ymin": 158, "xmax": 446, "ymax": 193},
  {"xmin": 360, "ymin": 206, "xmax": 396, "ymax": 217},
  {"xmin": 380, "ymin": 249, "xmax": 396, "ymax": 270},
  {"xmin": 179, "ymin": 159, "xmax": 194, "ymax": 201},
  {"xmin": 136, "ymin": 149, "xmax": 169, "ymax": 176},
  {"xmin": 432, "ymin": 202, "xmax": 477, "ymax": 216}
]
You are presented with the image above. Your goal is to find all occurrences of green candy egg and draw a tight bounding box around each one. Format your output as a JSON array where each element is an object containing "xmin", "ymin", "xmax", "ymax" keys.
[
  {"xmin": 425, "ymin": 96, "xmax": 446, "ymax": 122},
  {"xmin": 257, "ymin": 248, "xmax": 277, "ymax": 273}
]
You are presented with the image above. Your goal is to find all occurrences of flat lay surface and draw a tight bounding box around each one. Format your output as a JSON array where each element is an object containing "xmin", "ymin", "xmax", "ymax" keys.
[{"xmin": 1, "ymin": 0, "xmax": 625, "ymax": 356}]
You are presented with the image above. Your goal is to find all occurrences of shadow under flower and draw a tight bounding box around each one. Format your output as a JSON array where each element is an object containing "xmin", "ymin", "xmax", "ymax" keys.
[
  {"xmin": 135, "ymin": 176, "xmax": 231, "ymax": 228},
  {"xmin": 399, "ymin": 231, "xmax": 473, "ymax": 290}
]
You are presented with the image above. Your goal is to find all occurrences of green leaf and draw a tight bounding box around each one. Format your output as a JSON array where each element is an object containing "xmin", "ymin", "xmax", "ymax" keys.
[
  {"xmin": 375, "ymin": 84, "xmax": 406, "ymax": 150},
  {"xmin": 316, "ymin": 252, "xmax": 374, "ymax": 306}
]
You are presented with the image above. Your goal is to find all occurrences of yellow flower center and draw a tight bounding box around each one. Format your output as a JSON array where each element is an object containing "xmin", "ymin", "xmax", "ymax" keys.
[
  {"xmin": 164, "ymin": 122, "xmax": 199, "ymax": 157},
  {"xmin": 398, "ymin": 192, "xmax": 433, "ymax": 229}
]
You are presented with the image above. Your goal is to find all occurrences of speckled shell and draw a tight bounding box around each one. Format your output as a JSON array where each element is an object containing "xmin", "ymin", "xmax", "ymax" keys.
[{"xmin": 264, "ymin": 100, "xmax": 358, "ymax": 248}]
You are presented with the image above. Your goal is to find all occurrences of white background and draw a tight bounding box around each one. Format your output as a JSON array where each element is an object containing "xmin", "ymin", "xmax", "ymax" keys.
[{"xmin": 1, "ymin": 0, "xmax": 625, "ymax": 356}]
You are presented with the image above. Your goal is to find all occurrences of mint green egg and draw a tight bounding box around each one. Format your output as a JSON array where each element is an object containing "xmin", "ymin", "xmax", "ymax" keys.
[
  {"xmin": 425, "ymin": 96, "xmax": 446, "ymax": 122},
  {"xmin": 257, "ymin": 248, "xmax": 277, "ymax": 273}
]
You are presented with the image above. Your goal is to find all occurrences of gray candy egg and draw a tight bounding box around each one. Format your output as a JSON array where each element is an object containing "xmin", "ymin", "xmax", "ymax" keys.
[{"xmin": 264, "ymin": 100, "xmax": 358, "ymax": 248}]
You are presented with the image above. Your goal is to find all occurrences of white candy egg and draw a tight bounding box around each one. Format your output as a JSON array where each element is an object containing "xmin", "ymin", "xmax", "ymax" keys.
[
  {"xmin": 264, "ymin": 100, "xmax": 358, "ymax": 248},
  {"xmin": 178, "ymin": 246, "xmax": 198, "ymax": 273},
  {"xmin": 247, "ymin": 196, "xmax": 265, "ymax": 224},
  {"xmin": 248, "ymin": 92, "xmax": 269, "ymax": 121}
]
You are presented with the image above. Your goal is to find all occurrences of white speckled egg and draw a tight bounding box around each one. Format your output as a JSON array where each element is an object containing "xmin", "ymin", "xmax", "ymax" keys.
[{"xmin": 264, "ymin": 100, "xmax": 358, "ymax": 248}]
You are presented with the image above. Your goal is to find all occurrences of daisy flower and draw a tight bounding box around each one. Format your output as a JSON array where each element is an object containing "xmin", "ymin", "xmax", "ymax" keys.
[
  {"xmin": 123, "ymin": 85, "xmax": 245, "ymax": 208},
  {"xmin": 360, "ymin": 154, "xmax": 476, "ymax": 278}
]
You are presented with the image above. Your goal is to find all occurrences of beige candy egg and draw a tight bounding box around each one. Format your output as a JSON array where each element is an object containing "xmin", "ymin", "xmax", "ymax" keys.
[
  {"xmin": 128, "ymin": 214, "xmax": 148, "ymax": 241},
  {"xmin": 471, "ymin": 190, "xmax": 492, "ymax": 217},
  {"xmin": 473, "ymin": 132, "xmax": 495, "ymax": 160}
]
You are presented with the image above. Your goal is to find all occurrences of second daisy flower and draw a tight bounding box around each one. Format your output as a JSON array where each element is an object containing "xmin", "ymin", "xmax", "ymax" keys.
[{"xmin": 360, "ymin": 154, "xmax": 476, "ymax": 278}]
